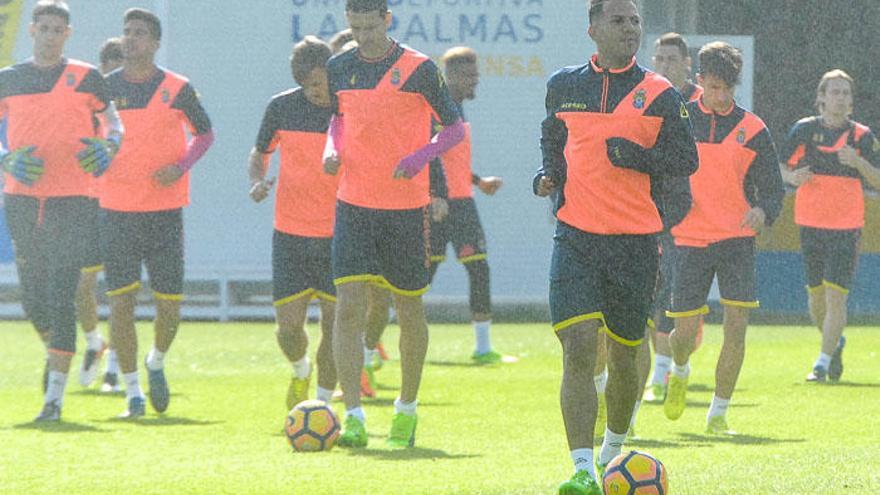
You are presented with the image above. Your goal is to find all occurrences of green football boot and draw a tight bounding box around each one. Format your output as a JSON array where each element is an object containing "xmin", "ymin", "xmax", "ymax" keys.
[
  {"xmin": 644, "ymin": 382, "xmax": 667, "ymax": 404},
  {"xmin": 387, "ymin": 412, "xmax": 417, "ymax": 448},
  {"xmin": 663, "ymin": 373, "xmax": 688, "ymax": 420},
  {"xmin": 471, "ymin": 350, "xmax": 503, "ymax": 365},
  {"xmin": 338, "ymin": 415, "xmax": 368, "ymax": 448},
  {"xmin": 706, "ymin": 415, "xmax": 737, "ymax": 436},
  {"xmin": 286, "ymin": 373, "xmax": 311, "ymax": 411},
  {"xmin": 558, "ymin": 469, "xmax": 602, "ymax": 495}
]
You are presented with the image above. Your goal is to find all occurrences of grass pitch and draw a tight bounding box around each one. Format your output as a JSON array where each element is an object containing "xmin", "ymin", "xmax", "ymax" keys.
[{"xmin": 1, "ymin": 321, "xmax": 879, "ymax": 494}]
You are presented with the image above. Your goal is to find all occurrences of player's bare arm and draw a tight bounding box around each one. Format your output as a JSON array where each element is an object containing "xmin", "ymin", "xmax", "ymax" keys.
[
  {"xmin": 838, "ymin": 145, "xmax": 880, "ymax": 190},
  {"xmin": 247, "ymin": 147, "xmax": 275, "ymax": 203}
]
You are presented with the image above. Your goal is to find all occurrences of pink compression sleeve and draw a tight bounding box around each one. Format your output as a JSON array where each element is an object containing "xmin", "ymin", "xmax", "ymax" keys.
[
  {"xmin": 176, "ymin": 130, "xmax": 215, "ymax": 172},
  {"xmin": 395, "ymin": 119, "xmax": 466, "ymax": 179}
]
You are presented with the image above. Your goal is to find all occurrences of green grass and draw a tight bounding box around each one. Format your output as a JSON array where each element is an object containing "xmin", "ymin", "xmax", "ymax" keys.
[{"xmin": 1, "ymin": 321, "xmax": 879, "ymax": 494}]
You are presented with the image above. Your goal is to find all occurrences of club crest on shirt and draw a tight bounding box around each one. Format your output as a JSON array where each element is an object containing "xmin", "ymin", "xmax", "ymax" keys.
[
  {"xmin": 161, "ymin": 88, "xmax": 170, "ymax": 103},
  {"xmin": 391, "ymin": 68, "xmax": 401, "ymax": 86},
  {"xmin": 679, "ymin": 102, "xmax": 689, "ymax": 119},
  {"xmin": 736, "ymin": 127, "xmax": 747, "ymax": 144},
  {"xmin": 812, "ymin": 133, "xmax": 824, "ymax": 144},
  {"xmin": 66, "ymin": 73, "xmax": 76, "ymax": 86},
  {"xmin": 633, "ymin": 89, "xmax": 646, "ymax": 109},
  {"xmin": 349, "ymin": 74, "xmax": 358, "ymax": 87}
]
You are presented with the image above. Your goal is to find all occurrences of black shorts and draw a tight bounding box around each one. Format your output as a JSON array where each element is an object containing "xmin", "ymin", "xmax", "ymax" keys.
[
  {"xmin": 430, "ymin": 198, "xmax": 487, "ymax": 264},
  {"xmin": 5, "ymin": 195, "xmax": 92, "ymax": 352},
  {"xmin": 669, "ymin": 237, "xmax": 758, "ymax": 317},
  {"xmin": 332, "ymin": 201, "xmax": 430, "ymax": 296},
  {"xmin": 800, "ymin": 226, "xmax": 861, "ymax": 293},
  {"xmin": 102, "ymin": 208, "xmax": 184, "ymax": 300},
  {"xmin": 273, "ymin": 230, "xmax": 335, "ymax": 305},
  {"xmin": 549, "ymin": 222, "xmax": 658, "ymax": 346},
  {"xmin": 80, "ymin": 198, "xmax": 103, "ymax": 274}
]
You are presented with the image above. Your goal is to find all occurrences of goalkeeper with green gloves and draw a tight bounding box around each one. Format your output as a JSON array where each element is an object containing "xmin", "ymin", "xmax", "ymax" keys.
[{"xmin": 0, "ymin": 1, "xmax": 122, "ymax": 422}]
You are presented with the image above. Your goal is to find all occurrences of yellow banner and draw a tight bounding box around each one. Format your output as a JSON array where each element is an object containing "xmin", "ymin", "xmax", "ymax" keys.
[{"xmin": 0, "ymin": 0, "xmax": 24, "ymax": 68}]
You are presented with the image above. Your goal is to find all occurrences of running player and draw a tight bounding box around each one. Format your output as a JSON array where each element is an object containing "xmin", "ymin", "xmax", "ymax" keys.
[
  {"xmin": 0, "ymin": 1, "xmax": 122, "ymax": 421},
  {"xmin": 642, "ymin": 31, "xmax": 704, "ymax": 405},
  {"xmin": 428, "ymin": 46, "xmax": 506, "ymax": 364},
  {"xmin": 779, "ymin": 69, "xmax": 880, "ymax": 383},
  {"xmin": 102, "ymin": 8, "xmax": 214, "ymax": 418},
  {"xmin": 324, "ymin": 0, "xmax": 465, "ymax": 448},
  {"xmin": 663, "ymin": 42, "xmax": 784, "ymax": 434},
  {"xmin": 248, "ymin": 36, "xmax": 338, "ymax": 409},
  {"xmin": 78, "ymin": 37, "xmax": 125, "ymax": 392},
  {"xmin": 536, "ymin": 1, "xmax": 698, "ymax": 492}
]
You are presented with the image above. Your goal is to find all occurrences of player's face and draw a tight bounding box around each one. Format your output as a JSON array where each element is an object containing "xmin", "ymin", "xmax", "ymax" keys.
[
  {"xmin": 447, "ymin": 62, "xmax": 479, "ymax": 101},
  {"xmin": 589, "ymin": 1, "xmax": 641, "ymax": 63},
  {"xmin": 30, "ymin": 14, "xmax": 70, "ymax": 62},
  {"xmin": 346, "ymin": 11, "xmax": 389, "ymax": 52},
  {"xmin": 122, "ymin": 19, "xmax": 159, "ymax": 63},
  {"xmin": 697, "ymin": 74, "xmax": 735, "ymax": 112},
  {"xmin": 652, "ymin": 45, "xmax": 690, "ymax": 88},
  {"xmin": 819, "ymin": 78, "xmax": 853, "ymax": 118},
  {"xmin": 302, "ymin": 68, "xmax": 330, "ymax": 108}
]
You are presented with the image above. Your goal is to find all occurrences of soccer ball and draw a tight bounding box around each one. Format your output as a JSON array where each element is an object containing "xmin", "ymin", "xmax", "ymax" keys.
[
  {"xmin": 603, "ymin": 450, "xmax": 668, "ymax": 495},
  {"xmin": 284, "ymin": 400, "xmax": 340, "ymax": 452}
]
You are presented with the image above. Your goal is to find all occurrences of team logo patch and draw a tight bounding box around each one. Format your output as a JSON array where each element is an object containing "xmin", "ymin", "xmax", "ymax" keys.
[
  {"xmin": 633, "ymin": 89, "xmax": 646, "ymax": 109},
  {"xmin": 679, "ymin": 102, "xmax": 689, "ymax": 119},
  {"xmin": 161, "ymin": 88, "xmax": 170, "ymax": 103},
  {"xmin": 66, "ymin": 73, "xmax": 76, "ymax": 86},
  {"xmin": 813, "ymin": 133, "xmax": 824, "ymax": 144},
  {"xmin": 736, "ymin": 127, "xmax": 747, "ymax": 144},
  {"xmin": 391, "ymin": 68, "xmax": 401, "ymax": 85},
  {"xmin": 349, "ymin": 74, "xmax": 358, "ymax": 86}
]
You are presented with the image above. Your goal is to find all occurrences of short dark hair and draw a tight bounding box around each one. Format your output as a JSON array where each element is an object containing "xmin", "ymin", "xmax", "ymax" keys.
[
  {"xmin": 329, "ymin": 29, "xmax": 354, "ymax": 54},
  {"xmin": 345, "ymin": 0, "xmax": 388, "ymax": 15},
  {"xmin": 656, "ymin": 32, "xmax": 689, "ymax": 59},
  {"xmin": 291, "ymin": 36, "xmax": 332, "ymax": 85},
  {"xmin": 99, "ymin": 37, "xmax": 123, "ymax": 65},
  {"xmin": 698, "ymin": 41, "xmax": 743, "ymax": 88},
  {"xmin": 33, "ymin": 1, "xmax": 70, "ymax": 25},
  {"xmin": 588, "ymin": 0, "xmax": 604, "ymax": 25},
  {"xmin": 124, "ymin": 8, "xmax": 162, "ymax": 40},
  {"xmin": 441, "ymin": 46, "xmax": 477, "ymax": 70}
]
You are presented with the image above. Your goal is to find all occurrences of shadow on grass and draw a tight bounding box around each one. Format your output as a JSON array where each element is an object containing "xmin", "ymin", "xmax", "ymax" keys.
[
  {"xmin": 13, "ymin": 421, "xmax": 108, "ymax": 433},
  {"xmin": 103, "ymin": 416, "xmax": 222, "ymax": 427},
  {"xmin": 70, "ymin": 389, "xmax": 125, "ymax": 397},
  {"xmin": 624, "ymin": 437, "xmax": 709, "ymax": 449},
  {"xmin": 349, "ymin": 446, "xmax": 480, "ymax": 461},
  {"xmin": 426, "ymin": 360, "xmax": 485, "ymax": 368},
  {"xmin": 824, "ymin": 381, "xmax": 880, "ymax": 389},
  {"xmin": 360, "ymin": 397, "xmax": 455, "ymax": 408},
  {"xmin": 677, "ymin": 432, "xmax": 806, "ymax": 446}
]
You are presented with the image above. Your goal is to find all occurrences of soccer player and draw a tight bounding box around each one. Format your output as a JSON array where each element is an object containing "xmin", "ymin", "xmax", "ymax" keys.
[
  {"xmin": 535, "ymin": 1, "xmax": 698, "ymax": 492},
  {"xmin": 0, "ymin": 1, "xmax": 122, "ymax": 421},
  {"xmin": 643, "ymin": 31, "xmax": 704, "ymax": 404},
  {"xmin": 248, "ymin": 36, "xmax": 338, "ymax": 409},
  {"xmin": 663, "ymin": 42, "xmax": 784, "ymax": 435},
  {"xmin": 328, "ymin": 29, "xmax": 354, "ymax": 54},
  {"xmin": 779, "ymin": 69, "xmax": 880, "ymax": 383},
  {"xmin": 323, "ymin": 0, "xmax": 465, "ymax": 448},
  {"xmin": 101, "ymin": 8, "xmax": 214, "ymax": 418},
  {"xmin": 652, "ymin": 33, "xmax": 703, "ymax": 103},
  {"xmin": 427, "ymin": 46, "xmax": 506, "ymax": 364},
  {"xmin": 78, "ymin": 37, "xmax": 125, "ymax": 392}
]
